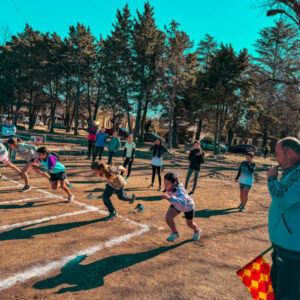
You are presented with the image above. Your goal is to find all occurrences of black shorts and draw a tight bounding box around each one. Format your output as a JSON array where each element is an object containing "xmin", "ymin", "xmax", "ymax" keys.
[
  {"xmin": 50, "ymin": 171, "xmax": 66, "ymax": 182},
  {"xmin": 170, "ymin": 204, "xmax": 194, "ymax": 220}
]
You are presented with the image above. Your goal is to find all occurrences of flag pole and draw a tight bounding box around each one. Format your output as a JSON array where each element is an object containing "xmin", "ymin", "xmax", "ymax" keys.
[{"xmin": 260, "ymin": 246, "xmax": 273, "ymax": 257}]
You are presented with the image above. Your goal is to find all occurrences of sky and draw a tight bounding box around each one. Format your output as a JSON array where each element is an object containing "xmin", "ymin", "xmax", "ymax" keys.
[{"xmin": 1, "ymin": 0, "xmax": 278, "ymax": 55}]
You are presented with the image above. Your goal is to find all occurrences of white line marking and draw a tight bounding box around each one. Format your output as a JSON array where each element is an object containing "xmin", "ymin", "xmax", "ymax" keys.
[
  {"xmin": 0, "ymin": 196, "xmax": 58, "ymax": 205},
  {"xmin": 0, "ymin": 176, "xmax": 23, "ymax": 189},
  {"xmin": 0, "ymin": 225, "xmax": 149, "ymax": 291},
  {"xmin": 0, "ymin": 209, "xmax": 91, "ymax": 232}
]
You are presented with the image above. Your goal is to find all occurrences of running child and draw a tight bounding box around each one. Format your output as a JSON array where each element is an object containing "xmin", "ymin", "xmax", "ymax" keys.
[
  {"xmin": 121, "ymin": 134, "xmax": 136, "ymax": 181},
  {"xmin": 185, "ymin": 140, "xmax": 205, "ymax": 195},
  {"xmin": 36, "ymin": 147, "xmax": 74, "ymax": 202},
  {"xmin": 235, "ymin": 152, "xmax": 256, "ymax": 212},
  {"xmin": 7, "ymin": 138, "xmax": 50, "ymax": 192},
  {"xmin": 91, "ymin": 162, "xmax": 135, "ymax": 219},
  {"xmin": 0, "ymin": 141, "xmax": 21, "ymax": 178},
  {"xmin": 148, "ymin": 138, "xmax": 167, "ymax": 191},
  {"xmin": 162, "ymin": 172, "xmax": 201, "ymax": 242}
]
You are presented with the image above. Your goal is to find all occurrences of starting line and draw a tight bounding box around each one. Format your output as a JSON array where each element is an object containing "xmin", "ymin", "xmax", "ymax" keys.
[{"xmin": 0, "ymin": 176, "xmax": 152, "ymax": 291}]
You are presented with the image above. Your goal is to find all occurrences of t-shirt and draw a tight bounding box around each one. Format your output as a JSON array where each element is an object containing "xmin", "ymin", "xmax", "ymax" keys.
[
  {"xmin": 40, "ymin": 154, "xmax": 66, "ymax": 174},
  {"xmin": 124, "ymin": 141, "xmax": 136, "ymax": 158},
  {"xmin": 16, "ymin": 143, "xmax": 37, "ymax": 161},
  {"xmin": 2, "ymin": 124, "xmax": 16, "ymax": 137},
  {"xmin": 236, "ymin": 161, "xmax": 256, "ymax": 186},
  {"xmin": 0, "ymin": 143, "xmax": 8, "ymax": 156}
]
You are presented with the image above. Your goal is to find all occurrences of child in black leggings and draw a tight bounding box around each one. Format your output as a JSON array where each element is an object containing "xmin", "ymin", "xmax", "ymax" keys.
[
  {"xmin": 121, "ymin": 134, "xmax": 135, "ymax": 181},
  {"xmin": 148, "ymin": 138, "xmax": 167, "ymax": 191}
]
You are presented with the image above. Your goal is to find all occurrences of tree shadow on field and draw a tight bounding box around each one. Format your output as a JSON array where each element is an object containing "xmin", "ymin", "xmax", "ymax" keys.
[
  {"xmin": 85, "ymin": 188, "xmax": 104, "ymax": 193},
  {"xmin": 33, "ymin": 239, "xmax": 191, "ymax": 293},
  {"xmin": 194, "ymin": 207, "xmax": 240, "ymax": 218},
  {"xmin": 0, "ymin": 217, "xmax": 107, "ymax": 241},
  {"xmin": 0, "ymin": 200, "xmax": 61, "ymax": 210}
]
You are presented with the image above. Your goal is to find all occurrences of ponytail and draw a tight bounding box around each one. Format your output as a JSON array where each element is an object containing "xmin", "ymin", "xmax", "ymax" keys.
[
  {"xmin": 91, "ymin": 162, "xmax": 116, "ymax": 180},
  {"xmin": 37, "ymin": 147, "xmax": 60, "ymax": 161}
]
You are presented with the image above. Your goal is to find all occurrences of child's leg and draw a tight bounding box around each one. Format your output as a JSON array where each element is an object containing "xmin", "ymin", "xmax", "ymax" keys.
[
  {"xmin": 115, "ymin": 187, "xmax": 134, "ymax": 202},
  {"xmin": 186, "ymin": 219, "xmax": 198, "ymax": 231},
  {"xmin": 157, "ymin": 166, "xmax": 161, "ymax": 187},
  {"xmin": 241, "ymin": 189, "xmax": 250, "ymax": 207},
  {"xmin": 93, "ymin": 147, "xmax": 99, "ymax": 162},
  {"xmin": 151, "ymin": 165, "xmax": 156, "ymax": 184},
  {"xmin": 239, "ymin": 188, "xmax": 243, "ymax": 205},
  {"xmin": 102, "ymin": 184, "xmax": 115, "ymax": 213},
  {"xmin": 51, "ymin": 180, "xmax": 58, "ymax": 190},
  {"xmin": 99, "ymin": 146, "xmax": 104, "ymax": 161},
  {"xmin": 127, "ymin": 160, "xmax": 133, "ymax": 178},
  {"xmin": 21, "ymin": 162, "xmax": 34, "ymax": 186},
  {"xmin": 121, "ymin": 158, "xmax": 129, "ymax": 175},
  {"xmin": 185, "ymin": 168, "xmax": 193, "ymax": 189},
  {"xmin": 60, "ymin": 180, "xmax": 72, "ymax": 197},
  {"xmin": 191, "ymin": 169, "xmax": 200, "ymax": 193},
  {"xmin": 165, "ymin": 206, "xmax": 180, "ymax": 233}
]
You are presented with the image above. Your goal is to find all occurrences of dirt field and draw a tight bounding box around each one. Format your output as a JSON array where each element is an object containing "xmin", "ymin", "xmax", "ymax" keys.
[{"xmin": 0, "ymin": 147, "xmax": 277, "ymax": 299}]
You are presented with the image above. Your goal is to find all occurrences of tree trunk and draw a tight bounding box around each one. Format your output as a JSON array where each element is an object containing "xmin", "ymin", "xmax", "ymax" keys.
[
  {"xmin": 195, "ymin": 117, "xmax": 203, "ymax": 140},
  {"xmin": 74, "ymin": 81, "xmax": 80, "ymax": 136},
  {"xmin": 140, "ymin": 96, "xmax": 150, "ymax": 141},
  {"xmin": 227, "ymin": 127, "xmax": 234, "ymax": 148},
  {"xmin": 172, "ymin": 116, "xmax": 178, "ymax": 148}
]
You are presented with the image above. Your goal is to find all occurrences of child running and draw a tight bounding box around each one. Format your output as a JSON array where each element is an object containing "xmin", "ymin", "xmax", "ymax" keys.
[
  {"xmin": 185, "ymin": 140, "xmax": 205, "ymax": 195},
  {"xmin": 148, "ymin": 138, "xmax": 167, "ymax": 191},
  {"xmin": 121, "ymin": 134, "xmax": 136, "ymax": 181},
  {"xmin": 7, "ymin": 138, "xmax": 50, "ymax": 191},
  {"xmin": 0, "ymin": 141, "xmax": 21, "ymax": 178},
  {"xmin": 162, "ymin": 172, "xmax": 201, "ymax": 242},
  {"xmin": 235, "ymin": 152, "xmax": 256, "ymax": 212},
  {"xmin": 36, "ymin": 147, "xmax": 74, "ymax": 202},
  {"xmin": 91, "ymin": 162, "xmax": 135, "ymax": 219}
]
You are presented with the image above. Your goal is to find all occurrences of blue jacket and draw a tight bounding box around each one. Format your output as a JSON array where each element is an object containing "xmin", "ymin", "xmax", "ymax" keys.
[
  {"xmin": 95, "ymin": 132, "xmax": 107, "ymax": 147},
  {"xmin": 268, "ymin": 163, "xmax": 300, "ymax": 253},
  {"xmin": 2, "ymin": 124, "xmax": 16, "ymax": 137}
]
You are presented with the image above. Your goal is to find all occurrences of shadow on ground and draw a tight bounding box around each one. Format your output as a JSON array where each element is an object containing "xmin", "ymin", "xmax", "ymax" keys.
[
  {"xmin": 194, "ymin": 207, "xmax": 240, "ymax": 218},
  {"xmin": 33, "ymin": 239, "xmax": 191, "ymax": 293}
]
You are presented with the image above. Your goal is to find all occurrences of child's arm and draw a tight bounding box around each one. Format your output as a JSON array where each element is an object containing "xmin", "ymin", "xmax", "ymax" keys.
[
  {"xmin": 235, "ymin": 164, "xmax": 242, "ymax": 181},
  {"xmin": 5, "ymin": 161, "xmax": 22, "ymax": 174},
  {"xmin": 47, "ymin": 156, "xmax": 57, "ymax": 172}
]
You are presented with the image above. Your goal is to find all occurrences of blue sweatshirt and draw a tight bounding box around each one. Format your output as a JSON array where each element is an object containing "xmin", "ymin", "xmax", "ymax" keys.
[
  {"xmin": 268, "ymin": 162, "xmax": 300, "ymax": 258},
  {"xmin": 95, "ymin": 132, "xmax": 108, "ymax": 147},
  {"xmin": 2, "ymin": 124, "xmax": 16, "ymax": 137}
]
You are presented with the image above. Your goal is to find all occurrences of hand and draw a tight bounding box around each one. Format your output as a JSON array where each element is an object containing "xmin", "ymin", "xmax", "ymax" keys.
[
  {"xmin": 129, "ymin": 158, "xmax": 132, "ymax": 162},
  {"xmin": 162, "ymin": 194, "xmax": 170, "ymax": 200},
  {"xmin": 235, "ymin": 179, "xmax": 238, "ymax": 183},
  {"xmin": 267, "ymin": 166, "xmax": 279, "ymax": 179},
  {"xmin": 196, "ymin": 152, "xmax": 201, "ymax": 156}
]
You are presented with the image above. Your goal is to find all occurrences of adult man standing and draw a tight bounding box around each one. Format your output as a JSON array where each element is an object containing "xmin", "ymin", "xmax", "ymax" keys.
[
  {"xmin": 86, "ymin": 121, "xmax": 98, "ymax": 160},
  {"xmin": 2, "ymin": 117, "xmax": 17, "ymax": 159},
  {"xmin": 267, "ymin": 137, "xmax": 300, "ymax": 300}
]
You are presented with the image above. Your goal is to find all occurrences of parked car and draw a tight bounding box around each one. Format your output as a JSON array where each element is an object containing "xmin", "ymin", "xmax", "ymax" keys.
[
  {"xmin": 105, "ymin": 127, "xmax": 129, "ymax": 137},
  {"xmin": 200, "ymin": 139, "xmax": 228, "ymax": 153},
  {"xmin": 229, "ymin": 144, "xmax": 258, "ymax": 154},
  {"xmin": 144, "ymin": 132, "xmax": 166, "ymax": 143}
]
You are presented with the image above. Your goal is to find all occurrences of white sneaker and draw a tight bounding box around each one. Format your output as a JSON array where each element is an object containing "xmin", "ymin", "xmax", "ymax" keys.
[
  {"xmin": 167, "ymin": 232, "xmax": 179, "ymax": 242},
  {"xmin": 192, "ymin": 228, "xmax": 201, "ymax": 241},
  {"xmin": 67, "ymin": 194, "xmax": 75, "ymax": 203}
]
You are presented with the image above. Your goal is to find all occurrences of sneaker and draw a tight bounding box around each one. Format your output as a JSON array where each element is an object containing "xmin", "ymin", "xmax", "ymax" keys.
[
  {"xmin": 167, "ymin": 232, "xmax": 179, "ymax": 242},
  {"xmin": 147, "ymin": 183, "xmax": 153, "ymax": 188},
  {"xmin": 157, "ymin": 186, "xmax": 161, "ymax": 191},
  {"xmin": 125, "ymin": 177, "xmax": 129, "ymax": 182},
  {"xmin": 20, "ymin": 185, "xmax": 31, "ymax": 192},
  {"xmin": 239, "ymin": 205, "xmax": 245, "ymax": 212},
  {"xmin": 67, "ymin": 194, "xmax": 75, "ymax": 203},
  {"xmin": 192, "ymin": 228, "xmax": 201, "ymax": 241},
  {"xmin": 237, "ymin": 204, "xmax": 243, "ymax": 209},
  {"xmin": 189, "ymin": 191, "xmax": 194, "ymax": 196},
  {"xmin": 129, "ymin": 194, "xmax": 136, "ymax": 204},
  {"xmin": 106, "ymin": 210, "xmax": 117, "ymax": 220}
]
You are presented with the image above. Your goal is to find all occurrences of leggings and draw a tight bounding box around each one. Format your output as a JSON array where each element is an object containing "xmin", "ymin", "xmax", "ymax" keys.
[
  {"xmin": 185, "ymin": 168, "xmax": 199, "ymax": 192},
  {"xmin": 93, "ymin": 146, "xmax": 104, "ymax": 161},
  {"xmin": 122, "ymin": 158, "xmax": 133, "ymax": 178},
  {"xmin": 88, "ymin": 140, "xmax": 95, "ymax": 158},
  {"xmin": 151, "ymin": 165, "xmax": 161, "ymax": 186}
]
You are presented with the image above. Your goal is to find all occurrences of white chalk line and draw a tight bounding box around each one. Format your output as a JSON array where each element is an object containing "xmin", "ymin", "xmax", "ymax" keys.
[
  {"xmin": 0, "ymin": 176, "xmax": 23, "ymax": 189},
  {"xmin": 0, "ymin": 209, "xmax": 92, "ymax": 232},
  {"xmin": 0, "ymin": 225, "xmax": 150, "ymax": 291},
  {"xmin": 0, "ymin": 177, "xmax": 154, "ymax": 291},
  {"xmin": 0, "ymin": 196, "xmax": 59, "ymax": 205}
]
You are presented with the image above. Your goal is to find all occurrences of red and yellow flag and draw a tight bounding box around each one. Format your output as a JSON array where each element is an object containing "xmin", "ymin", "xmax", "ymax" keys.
[{"xmin": 236, "ymin": 254, "xmax": 274, "ymax": 300}]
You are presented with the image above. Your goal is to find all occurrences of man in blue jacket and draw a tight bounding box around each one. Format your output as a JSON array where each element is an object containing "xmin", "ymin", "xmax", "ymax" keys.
[
  {"xmin": 93, "ymin": 127, "xmax": 107, "ymax": 162},
  {"xmin": 267, "ymin": 137, "xmax": 300, "ymax": 300}
]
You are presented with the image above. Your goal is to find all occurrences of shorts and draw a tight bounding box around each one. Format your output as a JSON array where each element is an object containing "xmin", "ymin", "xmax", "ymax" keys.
[
  {"xmin": 50, "ymin": 171, "xmax": 66, "ymax": 182},
  {"xmin": 0, "ymin": 153, "xmax": 9, "ymax": 164},
  {"xmin": 170, "ymin": 204, "xmax": 194, "ymax": 220},
  {"xmin": 239, "ymin": 183, "xmax": 252, "ymax": 190}
]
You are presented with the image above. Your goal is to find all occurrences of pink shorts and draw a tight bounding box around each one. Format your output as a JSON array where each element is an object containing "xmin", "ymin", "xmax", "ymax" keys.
[{"xmin": 0, "ymin": 153, "xmax": 9, "ymax": 164}]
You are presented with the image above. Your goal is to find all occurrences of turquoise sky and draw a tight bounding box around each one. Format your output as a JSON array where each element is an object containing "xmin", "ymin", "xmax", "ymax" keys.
[{"xmin": 1, "ymin": 0, "xmax": 278, "ymax": 54}]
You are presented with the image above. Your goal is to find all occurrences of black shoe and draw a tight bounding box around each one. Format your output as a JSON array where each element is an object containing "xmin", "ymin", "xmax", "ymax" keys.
[
  {"xmin": 147, "ymin": 184, "xmax": 153, "ymax": 188},
  {"xmin": 105, "ymin": 210, "xmax": 117, "ymax": 220},
  {"xmin": 189, "ymin": 191, "xmax": 194, "ymax": 196},
  {"xmin": 157, "ymin": 186, "xmax": 161, "ymax": 191},
  {"xmin": 20, "ymin": 185, "xmax": 31, "ymax": 192},
  {"xmin": 129, "ymin": 194, "xmax": 136, "ymax": 204}
]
